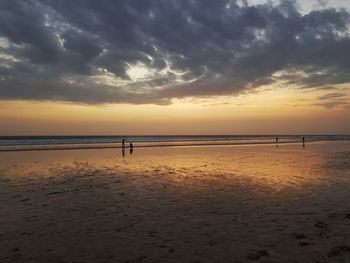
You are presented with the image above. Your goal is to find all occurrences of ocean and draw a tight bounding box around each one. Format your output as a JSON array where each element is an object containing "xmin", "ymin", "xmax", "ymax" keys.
[{"xmin": 0, "ymin": 135, "xmax": 349, "ymax": 151}]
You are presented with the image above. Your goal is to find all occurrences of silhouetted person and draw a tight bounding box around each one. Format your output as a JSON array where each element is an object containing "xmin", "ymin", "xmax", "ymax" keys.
[
  {"xmin": 302, "ymin": 136, "xmax": 305, "ymax": 148},
  {"xmin": 276, "ymin": 137, "xmax": 279, "ymax": 144},
  {"xmin": 122, "ymin": 139, "xmax": 126, "ymax": 149}
]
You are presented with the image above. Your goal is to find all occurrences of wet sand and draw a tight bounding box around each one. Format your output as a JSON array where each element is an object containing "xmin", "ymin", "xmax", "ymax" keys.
[{"xmin": 1, "ymin": 142, "xmax": 350, "ymax": 262}]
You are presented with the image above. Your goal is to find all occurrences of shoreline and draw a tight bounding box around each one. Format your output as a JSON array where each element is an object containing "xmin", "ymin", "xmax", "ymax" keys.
[{"xmin": 0, "ymin": 140, "xmax": 326, "ymax": 152}]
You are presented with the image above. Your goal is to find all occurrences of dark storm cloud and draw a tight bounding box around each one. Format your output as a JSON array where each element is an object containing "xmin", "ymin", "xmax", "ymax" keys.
[{"xmin": 0, "ymin": 0, "xmax": 350, "ymax": 104}]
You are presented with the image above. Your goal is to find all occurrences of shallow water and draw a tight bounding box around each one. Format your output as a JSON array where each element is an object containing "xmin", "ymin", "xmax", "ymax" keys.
[{"xmin": 1, "ymin": 141, "xmax": 349, "ymax": 189}]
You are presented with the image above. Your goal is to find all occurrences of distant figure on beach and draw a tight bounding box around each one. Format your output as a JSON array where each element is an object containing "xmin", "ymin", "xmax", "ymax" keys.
[
  {"xmin": 302, "ymin": 136, "xmax": 305, "ymax": 148},
  {"xmin": 276, "ymin": 137, "xmax": 279, "ymax": 144},
  {"xmin": 130, "ymin": 142, "xmax": 133, "ymax": 155},
  {"xmin": 122, "ymin": 139, "xmax": 125, "ymax": 149}
]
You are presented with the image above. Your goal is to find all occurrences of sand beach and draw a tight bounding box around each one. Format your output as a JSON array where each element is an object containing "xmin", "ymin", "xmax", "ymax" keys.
[{"xmin": 1, "ymin": 142, "xmax": 350, "ymax": 262}]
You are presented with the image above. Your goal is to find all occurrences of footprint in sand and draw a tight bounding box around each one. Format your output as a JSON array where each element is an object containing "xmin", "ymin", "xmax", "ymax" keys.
[
  {"xmin": 295, "ymin": 233, "xmax": 306, "ymax": 239},
  {"xmin": 298, "ymin": 241, "xmax": 311, "ymax": 247},
  {"xmin": 247, "ymin": 249, "xmax": 269, "ymax": 260},
  {"xmin": 328, "ymin": 246, "xmax": 350, "ymax": 258},
  {"xmin": 314, "ymin": 221, "xmax": 328, "ymax": 228}
]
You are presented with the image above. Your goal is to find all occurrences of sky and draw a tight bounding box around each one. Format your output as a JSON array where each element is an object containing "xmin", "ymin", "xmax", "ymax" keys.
[{"xmin": 0, "ymin": 0, "xmax": 350, "ymax": 135}]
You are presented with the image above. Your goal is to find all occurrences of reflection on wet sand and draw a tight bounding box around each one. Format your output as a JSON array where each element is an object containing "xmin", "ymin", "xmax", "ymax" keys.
[
  {"xmin": 0, "ymin": 142, "xmax": 350, "ymax": 262},
  {"xmin": 121, "ymin": 146, "xmax": 134, "ymax": 157},
  {"xmin": 0, "ymin": 142, "xmax": 327, "ymax": 190}
]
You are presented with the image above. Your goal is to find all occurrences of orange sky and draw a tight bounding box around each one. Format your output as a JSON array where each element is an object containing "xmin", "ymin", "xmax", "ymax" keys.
[{"xmin": 1, "ymin": 85, "xmax": 349, "ymax": 135}]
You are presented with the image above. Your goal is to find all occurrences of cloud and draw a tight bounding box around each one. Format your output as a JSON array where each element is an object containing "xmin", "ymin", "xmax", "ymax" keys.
[
  {"xmin": 316, "ymin": 0, "xmax": 328, "ymax": 8},
  {"xmin": 314, "ymin": 101, "xmax": 350, "ymax": 109},
  {"xmin": 0, "ymin": 0, "xmax": 350, "ymax": 104},
  {"xmin": 318, "ymin": 92, "xmax": 345, "ymax": 100},
  {"xmin": 316, "ymin": 92, "xmax": 350, "ymax": 109}
]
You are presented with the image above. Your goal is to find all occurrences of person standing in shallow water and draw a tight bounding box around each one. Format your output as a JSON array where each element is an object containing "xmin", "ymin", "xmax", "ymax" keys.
[
  {"xmin": 121, "ymin": 139, "xmax": 126, "ymax": 156},
  {"xmin": 122, "ymin": 139, "xmax": 125, "ymax": 149},
  {"xmin": 129, "ymin": 142, "xmax": 133, "ymax": 155},
  {"xmin": 302, "ymin": 136, "xmax": 305, "ymax": 147}
]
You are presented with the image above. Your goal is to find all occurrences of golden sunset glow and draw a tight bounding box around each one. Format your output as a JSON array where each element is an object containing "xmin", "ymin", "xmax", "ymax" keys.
[{"xmin": 1, "ymin": 83, "xmax": 349, "ymax": 135}]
